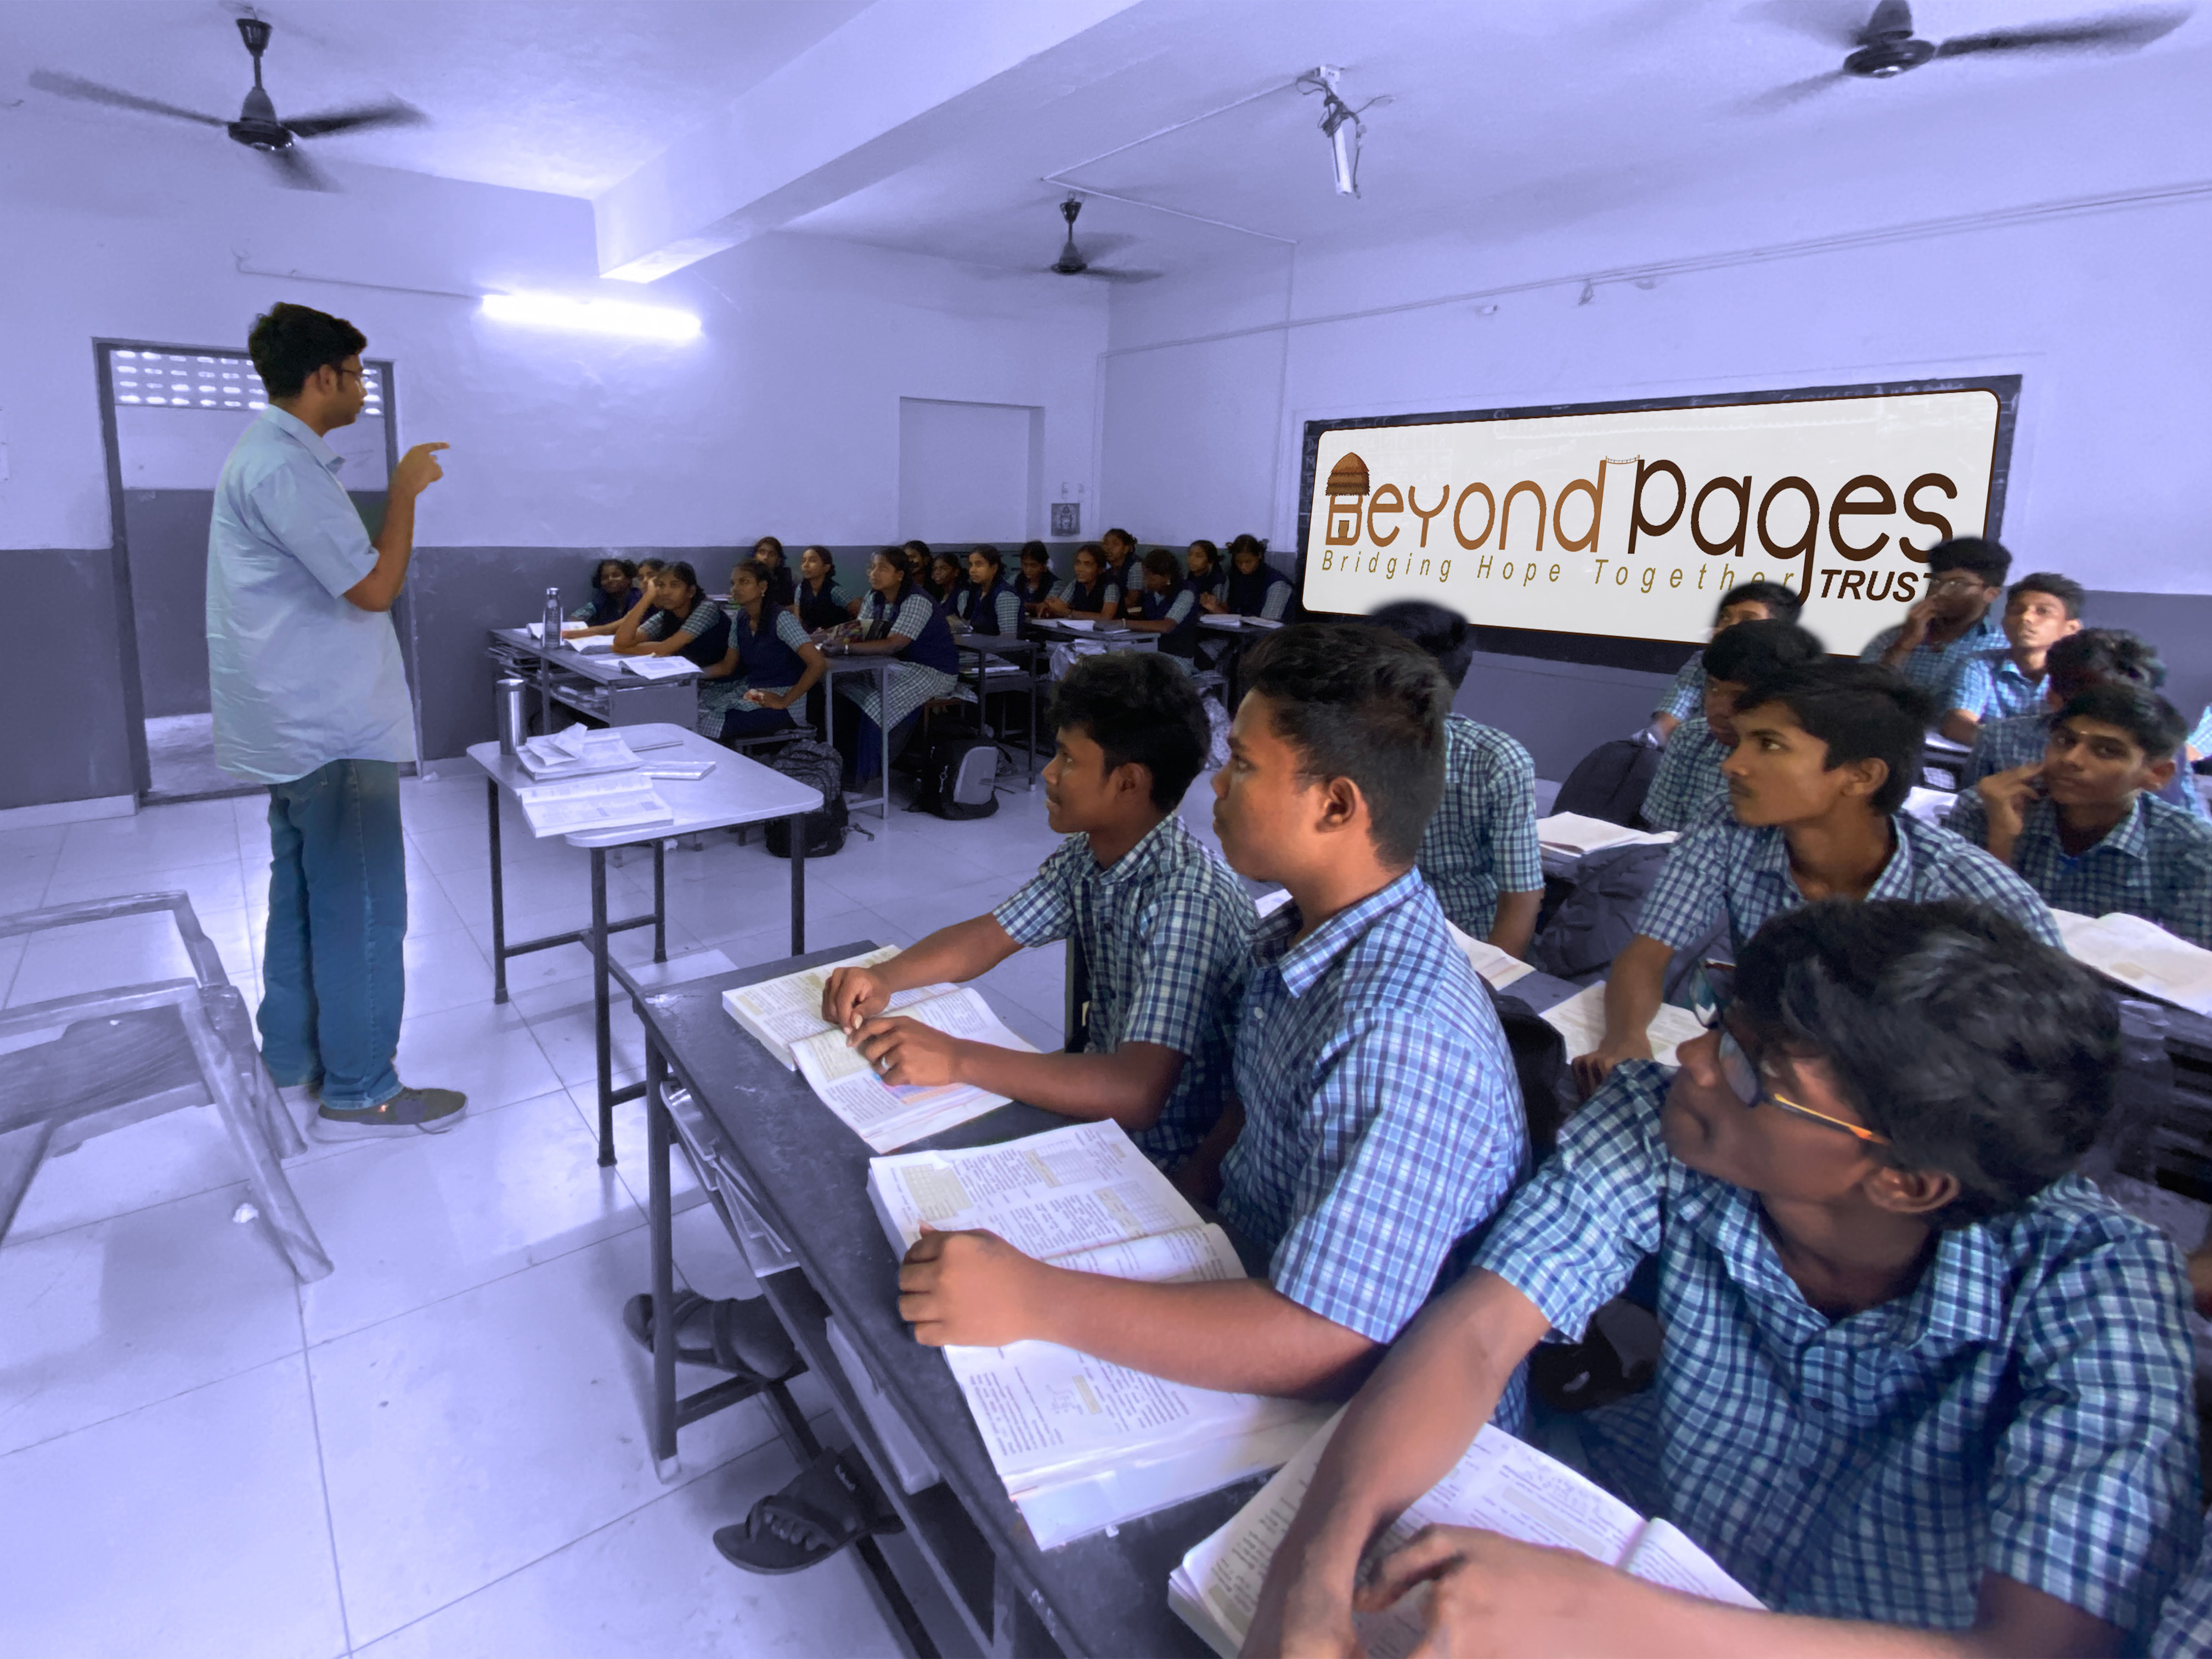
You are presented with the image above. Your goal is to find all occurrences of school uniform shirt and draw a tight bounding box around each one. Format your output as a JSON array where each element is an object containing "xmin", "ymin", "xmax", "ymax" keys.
[
  {"xmin": 206, "ymin": 403, "xmax": 414, "ymax": 783},
  {"xmin": 1657, "ymin": 651, "xmax": 1706, "ymax": 721},
  {"xmin": 1224, "ymin": 564, "xmax": 1294, "ymax": 622},
  {"xmin": 2152, "ymin": 1531, "xmax": 2212, "ymax": 1659},
  {"xmin": 2191, "ymin": 706, "xmax": 2212, "ymax": 759},
  {"xmin": 1218, "ymin": 871, "xmax": 1530, "ymax": 1424},
  {"xmin": 1477, "ymin": 1060, "xmax": 2201, "ymax": 1638},
  {"xmin": 1857, "ymin": 613, "xmax": 2005, "ymax": 710},
  {"xmin": 838, "ymin": 588, "xmax": 960, "ymax": 731},
  {"xmin": 1963, "ymin": 712, "xmax": 2210, "ymax": 823},
  {"xmin": 1014, "ymin": 570, "xmax": 1058, "ymax": 610},
  {"xmin": 1944, "ymin": 792, "xmax": 2212, "ymax": 948},
  {"xmin": 1184, "ymin": 568, "xmax": 1224, "ymax": 604},
  {"xmin": 1949, "ymin": 649, "xmax": 2045, "ymax": 724},
  {"xmin": 1417, "ymin": 715, "xmax": 1543, "ymax": 939},
  {"xmin": 992, "ymin": 816, "xmax": 1256, "ymax": 1168},
  {"xmin": 795, "ymin": 574, "xmax": 855, "ymax": 633},
  {"xmin": 1055, "ymin": 577, "xmax": 1121, "ymax": 616},
  {"xmin": 1639, "ymin": 714, "xmax": 1733, "ymax": 834},
  {"xmin": 956, "ymin": 579, "xmax": 1022, "ymax": 637},
  {"xmin": 731, "ymin": 603, "xmax": 813, "ymax": 691},
  {"xmin": 637, "ymin": 600, "xmax": 743, "ymax": 734},
  {"xmin": 1136, "ymin": 584, "xmax": 1203, "ymax": 661},
  {"xmin": 1634, "ymin": 811, "xmax": 2062, "ymax": 955},
  {"xmin": 569, "ymin": 586, "xmax": 639, "ymax": 627}
]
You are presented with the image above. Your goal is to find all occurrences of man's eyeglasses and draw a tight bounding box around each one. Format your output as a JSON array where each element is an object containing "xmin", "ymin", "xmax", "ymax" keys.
[{"xmin": 1695, "ymin": 967, "xmax": 1891, "ymax": 1146}]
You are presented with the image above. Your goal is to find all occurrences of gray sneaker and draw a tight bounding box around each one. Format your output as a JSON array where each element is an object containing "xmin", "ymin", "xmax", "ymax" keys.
[{"xmin": 311, "ymin": 1086, "xmax": 469, "ymax": 1141}]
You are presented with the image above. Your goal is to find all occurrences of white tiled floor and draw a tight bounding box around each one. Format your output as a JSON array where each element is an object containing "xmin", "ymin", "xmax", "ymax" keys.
[{"xmin": 0, "ymin": 761, "xmax": 1184, "ymax": 1658}]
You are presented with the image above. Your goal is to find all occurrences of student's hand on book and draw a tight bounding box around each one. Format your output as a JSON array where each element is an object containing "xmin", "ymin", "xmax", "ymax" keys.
[
  {"xmin": 821, "ymin": 966, "xmax": 889, "ymax": 1030},
  {"xmin": 1358, "ymin": 1525, "xmax": 1627, "ymax": 1657},
  {"xmin": 849, "ymin": 1014, "xmax": 960, "ymax": 1086},
  {"xmin": 898, "ymin": 1228, "xmax": 1043, "ymax": 1348}
]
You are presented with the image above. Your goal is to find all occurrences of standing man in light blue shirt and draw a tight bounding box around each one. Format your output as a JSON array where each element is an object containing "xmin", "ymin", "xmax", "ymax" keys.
[{"xmin": 209, "ymin": 302, "xmax": 462, "ymax": 1137}]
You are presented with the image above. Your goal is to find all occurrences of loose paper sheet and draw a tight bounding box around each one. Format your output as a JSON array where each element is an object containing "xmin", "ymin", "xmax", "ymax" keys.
[
  {"xmin": 1536, "ymin": 812, "xmax": 1678, "ymax": 856},
  {"xmin": 1444, "ymin": 919, "xmax": 1534, "ymax": 991},
  {"xmin": 2052, "ymin": 909, "xmax": 2212, "ymax": 1017},
  {"xmin": 1539, "ymin": 980, "xmax": 1706, "ymax": 1066}
]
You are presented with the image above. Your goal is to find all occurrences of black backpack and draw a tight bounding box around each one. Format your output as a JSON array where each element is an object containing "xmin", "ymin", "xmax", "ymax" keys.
[
  {"xmin": 761, "ymin": 740, "xmax": 848, "ymax": 859},
  {"xmin": 1528, "ymin": 841, "xmax": 1720, "ymax": 1002},
  {"xmin": 1553, "ymin": 737, "xmax": 1662, "ymax": 827},
  {"xmin": 909, "ymin": 729, "xmax": 1000, "ymax": 821}
]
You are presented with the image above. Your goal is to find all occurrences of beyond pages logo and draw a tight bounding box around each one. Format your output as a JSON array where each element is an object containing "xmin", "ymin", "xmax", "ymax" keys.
[{"xmin": 1300, "ymin": 384, "xmax": 2008, "ymax": 654}]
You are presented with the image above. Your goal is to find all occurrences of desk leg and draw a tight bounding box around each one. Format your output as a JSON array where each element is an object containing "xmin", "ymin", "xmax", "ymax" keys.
[
  {"xmin": 487, "ymin": 778, "xmax": 509, "ymax": 1004},
  {"xmin": 1028, "ymin": 657, "xmax": 1039, "ymax": 790},
  {"xmin": 878, "ymin": 663, "xmax": 891, "ymax": 806},
  {"xmin": 591, "ymin": 848, "xmax": 616, "ymax": 1167},
  {"xmin": 788, "ymin": 811, "xmax": 807, "ymax": 955},
  {"xmin": 651, "ymin": 837, "xmax": 667, "ymax": 963},
  {"xmin": 646, "ymin": 1040, "xmax": 680, "ymax": 1481}
]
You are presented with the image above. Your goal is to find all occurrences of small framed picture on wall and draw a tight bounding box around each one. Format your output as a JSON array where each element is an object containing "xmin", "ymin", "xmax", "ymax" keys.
[{"xmin": 1050, "ymin": 502, "xmax": 1080, "ymax": 536}]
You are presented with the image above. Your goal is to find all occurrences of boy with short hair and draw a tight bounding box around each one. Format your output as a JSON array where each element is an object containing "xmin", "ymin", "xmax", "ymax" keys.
[
  {"xmin": 1949, "ymin": 686, "xmax": 2212, "ymax": 947},
  {"xmin": 1578, "ymin": 662, "xmax": 2058, "ymax": 1088},
  {"xmin": 1368, "ymin": 602, "xmax": 1543, "ymax": 956},
  {"xmin": 1649, "ymin": 579, "xmax": 1802, "ymax": 744},
  {"xmin": 1641, "ymin": 619, "xmax": 1825, "ymax": 833},
  {"xmin": 825, "ymin": 651, "xmax": 1252, "ymax": 1169},
  {"xmin": 1960, "ymin": 629, "xmax": 2208, "ymax": 822},
  {"xmin": 1249, "ymin": 899, "xmax": 2202, "ymax": 1657},
  {"xmin": 1939, "ymin": 571, "xmax": 2086, "ymax": 746},
  {"xmin": 1859, "ymin": 535, "xmax": 2011, "ymax": 715},
  {"xmin": 891, "ymin": 624, "xmax": 1528, "ymax": 1405}
]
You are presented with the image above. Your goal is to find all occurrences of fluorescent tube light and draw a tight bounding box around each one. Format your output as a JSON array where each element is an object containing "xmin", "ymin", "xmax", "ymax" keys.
[{"xmin": 479, "ymin": 291, "xmax": 700, "ymax": 341}]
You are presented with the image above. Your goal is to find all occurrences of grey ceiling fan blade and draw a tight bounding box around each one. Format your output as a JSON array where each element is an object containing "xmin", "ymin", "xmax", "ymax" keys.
[{"xmin": 28, "ymin": 68, "xmax": 225, "ymax": 126}]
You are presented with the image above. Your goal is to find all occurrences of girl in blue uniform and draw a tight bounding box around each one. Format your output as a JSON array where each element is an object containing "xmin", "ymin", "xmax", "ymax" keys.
[
  {"xmin": 956, "ymin": 546, "xmax": 1022, "ymax": 636},
  {"xmin": 828, "ymin": 548, "xmax": 961, "ymax": 783},
  {"xmin": 748, "ymin": 537, "xmax": 797, "ymax": 608},
  {"xmin": 930, "ymin": 550, "xmax": 969, "ymax": 611},
  {"xmin": 719, "ymin": 559, "xmax": 828, "ymax": 739},
  {"xmin": 794, "ymin": 545, "xmax": 856, "ymax": 633},
  {"xmin": 612, "ymin": 560, "xmax": 744, "ymax": 735},
  {"xmin": 1126, "ymin": 547, "xmax": 1203, "ymax": 670},
  {"xmin": 1037, "ymin": 543, "xmax": 1121, "ymax": 622},
  {"xmin": 1207, "ymin": 533, "xmax": 1294, "ymax": 620},
  {"xmin": 1183, "ymin": 539, "xmax": 1223, "ymax": 605},
  {"xmin": 1014, "ymin": 541, "xmax": 1057, "ymax": 613},
  {"xmin": 566, "ymin": 557, "xmax": 639, "ymax": 634}
]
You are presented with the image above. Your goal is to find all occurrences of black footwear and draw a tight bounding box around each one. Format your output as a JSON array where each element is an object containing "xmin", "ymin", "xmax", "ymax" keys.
[
  {"xmin": 621, "ymin": 1291, "xmax": 800, "ymax": 1381},
  {"xmin": 309, "ymin": 1085, "xmax": 467, "ymax": 1141},
  {"xmin": 714, "ymin": 1449, "xmax": 903, "ymax": 1575}
]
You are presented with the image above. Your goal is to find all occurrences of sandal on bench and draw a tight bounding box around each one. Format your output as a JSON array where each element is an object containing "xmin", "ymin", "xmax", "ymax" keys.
[
  {"xmin": 622, "ymin": 1291, "xmax": 801, "ymax": 1383},
  {"xmin": 714, "ymin": 1448, "xmax": 904, "ymax": 1576}
]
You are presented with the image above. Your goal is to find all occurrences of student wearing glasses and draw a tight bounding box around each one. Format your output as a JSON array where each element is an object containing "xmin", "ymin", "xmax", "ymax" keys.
[
  {"xmin": 1248, "ymin": 899, "xmax": 2201, "ymax": 1659},
  {"xmin": 1579, "ymin": 663, "xmax": 2058, "ymax": 1091},
  {"xmin": 1858, "ymin": 537, "xmax": 2011, "ymax": 720},
  {"xmin": 1948, "ymin": 686, "xmax": 2212, "ymax": 948}
]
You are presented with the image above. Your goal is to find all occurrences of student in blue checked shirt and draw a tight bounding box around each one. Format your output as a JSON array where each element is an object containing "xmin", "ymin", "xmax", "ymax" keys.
[
  {"xmin": 1938, "ymin": 571, "xmax": 2086, "ymax": 747},
  {"xmin": 1367, "ymin": 602, "xmax": 1544, "ymax": 956},
  {"xmin": 1579, "ymin": 663, "xmax": 2058, "ymax": 1090},
  {"xmin": 890, "ymin": 625, "xmax": 1527, "ymax": 1404},
  {"xmin": 1641, "ymin": 619, "xmax": 1825, "ymax": 835},
  {"xmin": 822, "ymin": 651, "xmax": 1254, "ymax": 1171},
  {"xmin": 1646, "ymin": 580, "xmax": 1802, "ymax": 746},
  {"xmin": 1859, "ymin": 536, "xmax": 2011, "ymax": 715},
  {"xmin": 1949, "ymin": 687, "xmax": 2212, "ymax": 948},
  {"xmin": 1249, "ymin": 900, "xmax": 2202, "ymax": 1659}
]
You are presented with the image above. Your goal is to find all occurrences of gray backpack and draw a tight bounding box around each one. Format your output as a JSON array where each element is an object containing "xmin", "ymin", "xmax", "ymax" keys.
[{"xmin": 1530, "ymin": 842, "xmax": 1718, "ymax": 997}]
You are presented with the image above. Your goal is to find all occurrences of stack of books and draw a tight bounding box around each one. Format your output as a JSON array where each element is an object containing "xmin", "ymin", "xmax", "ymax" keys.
[{"xmin": 510, "ymin": 727, "xmax": 673, "ymax": 838}]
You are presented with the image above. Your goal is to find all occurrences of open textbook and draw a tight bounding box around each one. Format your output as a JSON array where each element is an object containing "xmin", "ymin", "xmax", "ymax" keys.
[
  {"xmin": 2053, "ymin": 910, "xmax": 2212, "ymax": 1018},
  {"xmin": 511, "ymin": 773, "xmax": 673, "ymax": 838},
  {"xmin": 721, "ymin": 946, "xmax": 953, "ymax": 1069},
  {"xmin": 868, "ymin": 1121, "xmax": 1330, "ymax": 1548},
  {"xmin": 1537, "ymin": 812, "xmax": 1678, "ymax": 857},
  {"xmin": 1171, "ymin": 1411, "xmax": 1762, "ymax": 1659},
  {"xmin": 1538, "ymin": 980, "xmax": 1706, "ymax": 1067}
]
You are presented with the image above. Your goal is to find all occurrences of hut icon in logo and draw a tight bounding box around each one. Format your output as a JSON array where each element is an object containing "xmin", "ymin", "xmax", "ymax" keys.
[{"xmin": 1324, "ymin": 452, "xmax": 1369, "ymax": 545}]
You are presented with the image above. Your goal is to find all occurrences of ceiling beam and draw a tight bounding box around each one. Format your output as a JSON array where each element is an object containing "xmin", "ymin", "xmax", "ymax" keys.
[{"xmin": 593, "ymin": 0, "xmax": 1150, "ymax": 281}]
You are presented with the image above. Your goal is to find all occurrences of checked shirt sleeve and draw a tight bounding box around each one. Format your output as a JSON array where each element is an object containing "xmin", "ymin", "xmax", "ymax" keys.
[
  {"xmin": 1474, "ymin": 1064, "xmax": 1666, "ymax": 1340},
  {"xmin": 1634, "ymin": 823, "xmax": 1735, "ymax": 949},
  {"xmin": 1658, "ymin": 654, "xmax": 1705, "ymax": 720},
  {"xmin": 1477, "ymin": 731, "xmax": 1543, "ymax": 893}
]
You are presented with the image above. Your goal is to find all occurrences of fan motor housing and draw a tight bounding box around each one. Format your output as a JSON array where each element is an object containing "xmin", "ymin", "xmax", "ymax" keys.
[{"xmin": 1844, "ymin": 36, "xmax": 1937, "ymax": 76}]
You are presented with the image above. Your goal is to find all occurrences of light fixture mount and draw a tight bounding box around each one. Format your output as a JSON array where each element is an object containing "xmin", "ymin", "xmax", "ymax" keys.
[{"xmin": 1296, "ymin": 66, "xmax": 1386, "ymax": 198}]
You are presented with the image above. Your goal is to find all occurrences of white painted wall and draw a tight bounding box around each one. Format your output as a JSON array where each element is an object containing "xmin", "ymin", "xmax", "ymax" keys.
[{"xmin": 0, "ymin": 113, "xmax": 1105, "ymax": 552}]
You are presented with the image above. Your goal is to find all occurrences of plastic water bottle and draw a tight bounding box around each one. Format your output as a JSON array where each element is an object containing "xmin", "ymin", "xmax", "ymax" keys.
[{"xmin": 541, "ymin": 586, "xmax": 563, "ymax": 648}]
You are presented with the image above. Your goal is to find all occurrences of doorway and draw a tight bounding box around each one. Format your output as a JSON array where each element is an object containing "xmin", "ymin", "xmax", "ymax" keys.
[{"xmin": 96, "ymin": 342, "xmax": 399, "ymax": 802}]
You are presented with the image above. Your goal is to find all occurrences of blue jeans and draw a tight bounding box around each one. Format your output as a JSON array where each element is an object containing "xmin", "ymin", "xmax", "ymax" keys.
[{"xmin": 259, "ymin": 759, "xmax": 407, "ymax": 1109}]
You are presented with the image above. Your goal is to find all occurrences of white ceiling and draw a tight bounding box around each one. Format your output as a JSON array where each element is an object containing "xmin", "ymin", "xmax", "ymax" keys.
[{"xmin": 4, "ymin": 0, "xmax": 2204, "ymax": 278}]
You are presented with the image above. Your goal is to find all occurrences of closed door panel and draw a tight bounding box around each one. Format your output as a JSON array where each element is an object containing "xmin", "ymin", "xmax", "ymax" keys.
[{"xmin": 897, "ymin": 398, "xmax": 1037, "ymax": 546}]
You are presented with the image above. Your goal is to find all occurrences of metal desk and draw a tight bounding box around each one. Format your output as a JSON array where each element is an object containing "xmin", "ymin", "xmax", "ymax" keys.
[
  {"xmin": 486, "ymin": 626, "xmax": 699, "ymax": 735},
  {"xmin": 958, "ymin": 634, "xmax": 1044, "ymax": 790},
  {"xmin": 626, "ymin": 944, "xmax": 1244, "ymax": 1659},
  {"xmin": 819, "ymin": 654, "xmax": 897, "ymax": 822},
  {"xmin": 466, "ymin": 724, "xmax": 821, "ymax": 1166}
]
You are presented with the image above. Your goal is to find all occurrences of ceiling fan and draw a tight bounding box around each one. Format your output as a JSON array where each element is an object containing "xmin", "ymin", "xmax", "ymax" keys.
[
  {"xmin": 29, "ymin": 15, "xmax": 425, "ymax": 190},
  {"xmin": 1046, "ymin": 198, "xmax": 1158, "ymax": 283},
  {"xmin": 1748, "ymin": 1, "xmax": 2190, "ymax": 109}
]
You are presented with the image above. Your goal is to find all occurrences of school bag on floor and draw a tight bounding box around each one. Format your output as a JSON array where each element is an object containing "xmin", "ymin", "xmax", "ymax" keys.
[
  {"xmin": 909, "ymin": 727, "xmax": 1000, "ymax": 820},
  {"xmin": 761, "ymin": 740, "xmax": 849, "ymax": 859},
  {"xmin": 1552, "ymin": 736, "xmax": 1662, "ymax": 827}
]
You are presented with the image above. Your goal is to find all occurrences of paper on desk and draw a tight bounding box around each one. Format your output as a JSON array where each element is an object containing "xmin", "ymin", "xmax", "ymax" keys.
[
  {"xmin": 792, "ymin": 988, "xmax": 1038, "ymax": 1152},
  {"xmin": 1199, "ymin": 614, "xmax": 1245, "ymax": 630},
  {"xmin": 721, "ymin": 945, "xmax": 953, "ymax": 1069},
  {"xmin": 511, "ymin": 775, "xmax": 673, "ymax": 838},
  {"xmin": 515, "ymin": 727, "xmax": 640, "ymax": 781},
  {"xmin": 622, "ymin": 656, "xmax": 697, "ymax": 680},
  {"xmin": 2052, "ymin": 910, "xmax": 2212, "ymax": 1016},
  {"xmin": 1537, "ymin": 812, "xmax": 1677, "ymax": 856},
  {"xmin": 1539, "ymin": 980, "xmax": 1705, "ymax": 1066},
  {"xmin": 1900, "ymin": 785, "xmax": 1956, "ymax": 826},
  {"xmin": 1444, "ymin": 919, "xmax": 1534, "ymax": 991},
  {"xmin": 567, "ymin": 634, "xmax": 617, "ymax": 653},
  {"xmin": 1056, "ymin": 619, "xmax": 1097, "ymax": 632}
]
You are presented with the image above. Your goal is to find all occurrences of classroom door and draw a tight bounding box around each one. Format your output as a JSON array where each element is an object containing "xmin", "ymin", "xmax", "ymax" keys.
[{"xmin": 896, "ymin": 397, "xmax": 1040, "ymax": 545}]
